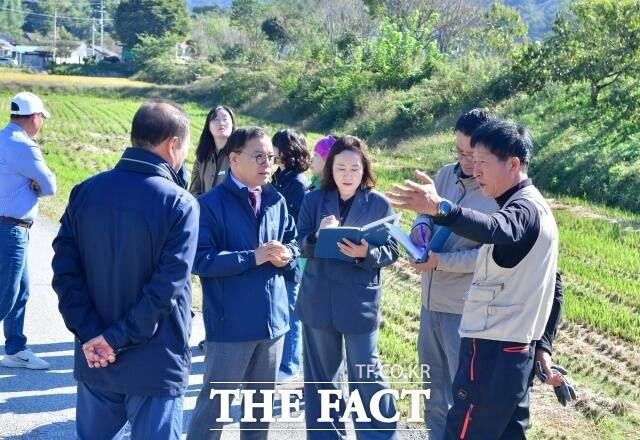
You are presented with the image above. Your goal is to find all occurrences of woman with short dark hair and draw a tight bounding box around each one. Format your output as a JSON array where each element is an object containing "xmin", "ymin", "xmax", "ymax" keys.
[
  {"xmin": 296, "ymin": 135, "xmax": 399, "ymax": 438},
  {"xmin": 189, "ymin": 105, "xmax": 236, "ymax": 196},
  {"xmin": 271, "ymin": 129, "xmax": 311, "ymax": 381}
]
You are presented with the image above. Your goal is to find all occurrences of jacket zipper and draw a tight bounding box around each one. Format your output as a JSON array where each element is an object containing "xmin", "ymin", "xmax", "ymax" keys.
[
  {"xmin": 456, "ymin": 177, "xmax": 468, "ymax": 204},
  {"xmin": 470, "ymin": 338, "xmax": 477, "ymax": 381},
  {"xmin": 459, "ymin": 338, "xmax": 477, "ymax": 439}
]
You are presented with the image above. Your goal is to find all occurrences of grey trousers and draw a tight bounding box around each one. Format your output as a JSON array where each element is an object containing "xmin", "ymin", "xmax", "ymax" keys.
[
  {"xmin": 187, "ymin": 336, "xmax": 284, "ymax": 440},
  {"xmin": 303, "ymin": 324, "xmax": 397, "ymax": 439},
  {"xmin": 417, "ymin": 307, "xmax": 462, "ymax": 440}
]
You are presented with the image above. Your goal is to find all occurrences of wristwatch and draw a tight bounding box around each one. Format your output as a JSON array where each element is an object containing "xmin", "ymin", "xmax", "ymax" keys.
[{"xmin": 436, "ymin": 199, "xmax": 453, "ymax": 218}]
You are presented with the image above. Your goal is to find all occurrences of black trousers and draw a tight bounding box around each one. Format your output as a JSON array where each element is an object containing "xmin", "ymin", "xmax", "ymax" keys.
[{"xmin": 444, "ymin": 337, "xmax": 535, "ymax": 440}]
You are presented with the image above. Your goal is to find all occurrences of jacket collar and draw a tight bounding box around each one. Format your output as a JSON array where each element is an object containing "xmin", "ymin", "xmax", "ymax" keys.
[
  {"xmin": 222, "ymin": 170, "xmax": 279, "ymax": 205},
  {"xmin": 496, "ymin": 178, "xmax": 533, "ymax": 208},
  {"xmin": 115, "ymin": 147, "xmax": 187, "ymax": 188},
  {"xmin": 321, "ymin": 188, "xmax": 369, "ymax": 226},
  {"xmin": 272, "ymin": 167, "xmax": 299, "ymax": 187},
  {"xmin": 6, "ymin": 122, "xmax": 30, "ymax": 139},
  {"xmin": 454, "ymin": 162, "xmax": 480, "ymax": 191}
]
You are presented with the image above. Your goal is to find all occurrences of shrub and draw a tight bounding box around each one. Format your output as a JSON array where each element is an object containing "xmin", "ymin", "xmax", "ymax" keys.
[{"xmin": 210, "ymin": 68, "xmax": 279, "ymax": 107}]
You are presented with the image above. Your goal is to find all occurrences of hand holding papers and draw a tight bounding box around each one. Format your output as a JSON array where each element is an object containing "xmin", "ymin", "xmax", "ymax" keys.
[
  {"xmin": 386, "ymin": 218, "xmax": 452, "ymax": 263},
  {"xmin": 386, "ymin": 223, "xmax": 428, "ymax": 262},
  {"xmin": 314, "ymin": 213, "xmax": 400, "ymax": 262}
]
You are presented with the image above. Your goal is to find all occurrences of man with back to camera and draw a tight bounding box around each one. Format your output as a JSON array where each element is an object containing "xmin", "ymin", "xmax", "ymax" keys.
[
  {"xmin": 0, "ymin": 92, "xmax": 56, "ymax": 370},
  {"xmin": 387, "ymin": 119, "xmax": 566, "ymax": 439},
  {"xmin": 52, "ymin": 100, "xmax": 198, "ymax": 439}
]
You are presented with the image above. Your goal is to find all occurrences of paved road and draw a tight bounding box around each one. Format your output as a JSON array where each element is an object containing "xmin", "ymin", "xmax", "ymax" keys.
[{"xmin": 0, "ymin": 218, "xmax": 423, "ymax": 439}]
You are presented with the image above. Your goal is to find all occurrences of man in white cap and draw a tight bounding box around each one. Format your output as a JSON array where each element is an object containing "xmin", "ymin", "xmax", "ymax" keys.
[{"xmin": 0, "ymin": 91, "xmax": 56, "ymax": 370}]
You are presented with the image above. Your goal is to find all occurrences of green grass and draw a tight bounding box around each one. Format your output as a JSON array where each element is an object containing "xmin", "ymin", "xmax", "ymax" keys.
[
  {"xmin": 369, "ymin": 139, "xmax": 640, "ymax": 434},
  {"xmin": 0, "ymin": 88, "xmax": 322, "ymax": 221},
  {"xmin": 556, "ymin": 210, "xmax": 640, "ymax": 340},
  {"xmin": 2, "ymin": 75, "xmax": 639, "ymax": 438},
  {"xmin": 495, "ymin": 82, "xmax": 640, "ymax": 212}
]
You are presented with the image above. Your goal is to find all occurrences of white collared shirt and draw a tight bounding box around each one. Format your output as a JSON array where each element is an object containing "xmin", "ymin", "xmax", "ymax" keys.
[{"xmin": 230, "ymin": 171, "xmax": 262, "ymax": 213}]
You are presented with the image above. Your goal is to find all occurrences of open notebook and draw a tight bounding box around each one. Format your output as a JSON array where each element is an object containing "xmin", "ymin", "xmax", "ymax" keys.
[
  {"xmin": 314, "ymin": 213, "xmax": 400, "ymax": 262},
  {"xmin": 386, "ymin": 222, "xmax": 452, "ymax": 263}
]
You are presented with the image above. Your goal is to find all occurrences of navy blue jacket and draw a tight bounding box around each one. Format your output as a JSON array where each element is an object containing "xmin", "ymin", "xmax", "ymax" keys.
[
  {"xmin": 194, "ymin": 171, "xmax": 299, "ymax": 342},
  {"xmin": 272, "ymin": 167, "xmax": 310, "ymax": 283},
  {"xmin": 52, "ymin": 147, "xmax": 199, "ymax": 397},
  {"xmin": 295, "ymin": 188, "xmax": 399, "ymax": 334}
]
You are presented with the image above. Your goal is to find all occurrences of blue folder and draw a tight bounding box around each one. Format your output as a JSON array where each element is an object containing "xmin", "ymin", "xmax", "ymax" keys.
[{"xmin": 314, "ymin": 213, "xmax": 399, "ymax": 262}]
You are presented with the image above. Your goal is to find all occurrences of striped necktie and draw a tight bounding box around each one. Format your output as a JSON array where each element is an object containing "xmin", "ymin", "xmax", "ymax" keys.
[{"xmin": 248, "ymin": 191, "xmax": 259, "ymax": 217}]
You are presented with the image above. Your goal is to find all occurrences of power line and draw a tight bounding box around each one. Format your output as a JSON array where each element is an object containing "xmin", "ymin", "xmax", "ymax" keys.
[
  {"xmin": 0, "ymin": 6, "xmax": 114, "ymax": 21},
  {"xmin": 20, "ymin": 0, "xmax": 119, "ymax": 6}
]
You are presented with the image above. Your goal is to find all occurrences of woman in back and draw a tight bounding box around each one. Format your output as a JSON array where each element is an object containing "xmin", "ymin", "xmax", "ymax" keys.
[
  {"xmin": 271, "ymin": 128, "xmax": 311, "ymax": 381},
  {"xmin": 189, "ymin": 105, "xmax": 237, "ymax": 196}
]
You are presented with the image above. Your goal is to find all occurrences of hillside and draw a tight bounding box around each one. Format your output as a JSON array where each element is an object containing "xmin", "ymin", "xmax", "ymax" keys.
[
  {"xmin": 1, "ymin": 73, "xmax": 639, "ymax": 439},
  {"xmin": 186, "ymin": 0, "xmax": 565, "ymax": 40},
  {"xmin": 187, "ymin": 0, "xmax": 232, "ymax": 10},
  {"xmin": 502, "ymin": 0, "xmax": 571, "ymax": 40}
]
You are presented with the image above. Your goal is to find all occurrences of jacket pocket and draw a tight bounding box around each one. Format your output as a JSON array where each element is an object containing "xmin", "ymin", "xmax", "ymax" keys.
[
  {"xmin": 460, "ymin": 283, "xmax": 502, "ymax": 332},
  {"xmin": 486, "ymin": 303, "xmax": 524, "ymax": 330},
  {"xmin": 503, "ymin": 344, "xmax": 530, "ymax": 353}
]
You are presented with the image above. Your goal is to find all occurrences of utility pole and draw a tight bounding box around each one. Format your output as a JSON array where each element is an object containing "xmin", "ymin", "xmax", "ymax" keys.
[
  {"xmin": 91, "ymin": 19, "xmax": 96, "ymax": 57},
  {"xmin": 100, "ymin": 0, "xmax": 104, "ymax": 49},
  {"xmin": 53, "ymin": 1, "xmax": 58, "ymax": 62}
]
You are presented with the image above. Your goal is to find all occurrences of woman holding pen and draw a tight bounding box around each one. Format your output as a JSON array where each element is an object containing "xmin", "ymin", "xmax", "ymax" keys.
[{"xmin": 296, "ymin": 135, "xmax": 399, "ymax": 439}]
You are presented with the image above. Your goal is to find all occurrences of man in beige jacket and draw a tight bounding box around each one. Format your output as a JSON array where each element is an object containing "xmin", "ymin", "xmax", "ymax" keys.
[{"xmin": 410, "ymin": 109, "xmax": 497, "ymax": 439}]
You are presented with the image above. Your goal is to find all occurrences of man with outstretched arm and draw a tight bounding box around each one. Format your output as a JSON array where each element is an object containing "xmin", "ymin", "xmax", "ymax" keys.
[
  {"xmin": 409, "ymin": 109, "xmax": 497, "ymax": 439},
  {"xmin": 387, "ymin": 119, "xmax": 571, "ymax": 439}
]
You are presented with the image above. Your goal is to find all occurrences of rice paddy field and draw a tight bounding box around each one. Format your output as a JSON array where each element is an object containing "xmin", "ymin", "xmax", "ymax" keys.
[{"xmin": 1, "ymin": 72, "xmax": 638, "ymax": 439}]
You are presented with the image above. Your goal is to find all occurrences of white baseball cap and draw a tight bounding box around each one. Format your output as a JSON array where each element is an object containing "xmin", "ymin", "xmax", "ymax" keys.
[{"xmin": 10, "ymin": 92, "xmax": 50, "ymax": 119}]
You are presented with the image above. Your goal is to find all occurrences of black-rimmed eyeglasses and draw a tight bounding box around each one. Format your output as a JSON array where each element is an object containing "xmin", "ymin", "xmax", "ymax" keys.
[{"xmin": 240, "ymin": 152, "xmax": 278, "ymax": 166}]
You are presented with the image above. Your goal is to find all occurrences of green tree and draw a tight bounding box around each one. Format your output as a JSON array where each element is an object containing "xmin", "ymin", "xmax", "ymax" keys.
[
  {"xmin": 261, "ymin": 17, "xmax": 290, "ymax": 50},
  {"xmin": 59, "ymin": 0, "xmax": 93, "ymax": 41},
  {"xmin": 21, "ymin": 1, "xmax": 52, "ymax": 35},
  {"xmin": 365, "ymin": 11, "xmax": 442, "ymax": 89},
  {"xmin": 362, "ymin": 0, "xmax": 385, "ymax": 19},
  {"xmin": 21, "ymin": 0, "xmax": 93, "ymax": 40},
  {"xmin": 132, "ymin": 32, "xmax": 181, "ymax": 63},
  {"xmin": 230, "ymin": 0, "xmax": 266, "ymax": 31},
  {"xmin": 471, "ymin": 2, "xmax": 528, "ymax": 59},
  {"xmin": 0, "ymin": 0, "xmax": 24, "ymax": 37},
  {"xmin": 132, "ymin": 32, "xmax": 215, "ymax": 84},
  {"xmin": 229, "ymin": 0, "xmax": 275, "ymax": 65},
  {"xmin": 514, "ymin": 0, "xmax": 640, "ymax": 106},
  {"xmin": 192, "ymin": 5, "xmax": 224, "ymax": 16},
  {"xmin": 114, "ymin": 0, "xmax": 190, "ymax": 50}
]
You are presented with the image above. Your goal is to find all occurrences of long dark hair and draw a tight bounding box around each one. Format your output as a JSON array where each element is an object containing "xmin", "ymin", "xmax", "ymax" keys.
[
  {"xmin": 271, "ymin": 129, "xmax": 311, "ymax": 172},
  {"xmin": 195, "ymin": 105, "xmax": 237, "ymax": 163},
  {"xmin": 321, "ymin": 135, "xmax": 376, "ymax": 192}
]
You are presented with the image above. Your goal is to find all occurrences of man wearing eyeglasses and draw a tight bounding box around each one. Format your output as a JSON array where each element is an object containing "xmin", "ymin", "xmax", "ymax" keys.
[
  {"xmin": 188, "ymin": 126, "xmax": 299, "ymax": 440},
  {"xmin": 0, "ymin": 92, "xmax": 56, "ymax": 370},
  {"xmin": 409, "ymin": 109, "xmax": 497, "ymax": 439}
]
